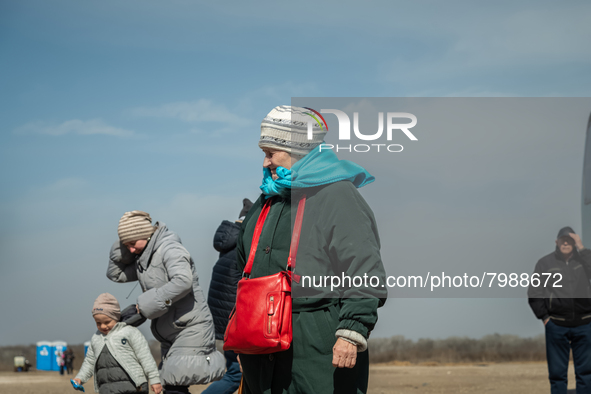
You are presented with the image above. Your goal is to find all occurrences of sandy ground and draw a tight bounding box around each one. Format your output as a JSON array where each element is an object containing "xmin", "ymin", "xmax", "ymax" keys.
[{"xmin": 0, "ymin": 362, "xmax": 577, "ymax": 393}]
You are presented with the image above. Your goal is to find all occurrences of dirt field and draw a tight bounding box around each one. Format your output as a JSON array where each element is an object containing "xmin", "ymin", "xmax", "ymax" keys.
[{"xmin": 0, "ymin": 362, "xmax": 576, "ymax": 393}]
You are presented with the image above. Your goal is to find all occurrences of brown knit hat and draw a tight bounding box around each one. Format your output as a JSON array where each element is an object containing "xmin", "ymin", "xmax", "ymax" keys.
[
  {"xmin": 118, "ymin": 210, "xmax": 156, "ymax": 244},
  {"xmin": 92, "ymin": 293, "xmax": 121, "ymax": 322}
]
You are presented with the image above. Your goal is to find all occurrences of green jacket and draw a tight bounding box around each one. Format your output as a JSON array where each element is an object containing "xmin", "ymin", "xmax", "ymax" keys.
[{"xmin": 236, "ymin": 180, "xmax": 387, "ymax": 339}]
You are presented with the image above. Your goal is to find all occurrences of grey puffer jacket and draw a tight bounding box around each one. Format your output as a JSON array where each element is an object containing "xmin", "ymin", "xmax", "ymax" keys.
[
  {"xmin": 76, "ymin": 323, "xmax": 160, "ymax": 393},
  {"xmin": 107, "ymin": 223, "xmax": 225, "ymax": 386}
]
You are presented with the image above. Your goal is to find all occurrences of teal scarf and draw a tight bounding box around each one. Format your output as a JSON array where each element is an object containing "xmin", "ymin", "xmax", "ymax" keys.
[{"xmin": 259, "ymin": 146, "xmax": 374, "ymax": 198}]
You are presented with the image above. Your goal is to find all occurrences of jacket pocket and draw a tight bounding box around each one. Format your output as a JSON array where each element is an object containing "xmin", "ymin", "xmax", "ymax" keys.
[
  {"xmin": 172, "ymin": 295, "xmax": 195, "ymax": 329},
  {"xmin": 548, "ymin": 294, "xmax": 569, "ymax": 320},
  {"xmin": 317, "ymin": 306, "xmax": 339, "ymax": 355},
  {"xmin": 172, "ymin": 319, "xmax": 188, "ymax": 330}
]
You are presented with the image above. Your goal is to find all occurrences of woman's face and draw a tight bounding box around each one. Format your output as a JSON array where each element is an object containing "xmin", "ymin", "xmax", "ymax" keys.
[
  {"xmin": 93, "ymin": 314, "xmax": 117, "ymax": 335},
  {"xmin": 262, "ymin": 148, "xmax": 294, "ymax": 180},
  {"xmin": 124, "ymin": 239, "xmax": 148, "ymax": 254}
]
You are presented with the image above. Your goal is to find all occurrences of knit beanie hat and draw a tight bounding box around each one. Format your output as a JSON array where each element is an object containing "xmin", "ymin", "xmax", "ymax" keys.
[
  {"xmin": 259, "ymin": 105, "xmax": 328, "ymax": 156},
  {"xmin": 92, "ymin": 293, "xmax": 121, "ymax": 322},
  {"xmin": 118, "ymin": 210, "xmax": 156, "ymax": 244}
]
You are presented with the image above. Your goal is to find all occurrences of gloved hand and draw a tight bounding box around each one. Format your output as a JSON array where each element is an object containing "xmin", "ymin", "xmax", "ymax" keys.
[
  {"xmin": 120, "ymin": 304, "xmax": 147, "ymax": 327},
  {"xmin": 119, "ymin": 242, "xmax": 137, "ymax": 265}
]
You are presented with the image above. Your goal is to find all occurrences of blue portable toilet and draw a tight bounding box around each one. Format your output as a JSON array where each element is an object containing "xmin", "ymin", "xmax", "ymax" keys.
[
  {"xmin": 36, "ymin": 341, "xmax": 52, "ymax": 371},
  {"xmin": 84, "ymin": 341, "xmax": 90, "ymax": 356},
  {"xmin": 51, "ymin": 341, "xmax": 68, "ymax": 371}
]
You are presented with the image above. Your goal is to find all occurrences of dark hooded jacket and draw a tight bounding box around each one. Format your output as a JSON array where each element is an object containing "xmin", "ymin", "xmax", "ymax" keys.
[
  {"xmin": 207, "ymin": 220, "xmax": 242, "ymax": 340},
  {"xmin": 528, "ymin": 247, "xmax": 591, "ymax": 327}
]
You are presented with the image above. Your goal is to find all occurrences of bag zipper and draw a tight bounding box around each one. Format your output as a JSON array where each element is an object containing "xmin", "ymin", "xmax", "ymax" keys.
[{"xmin": 268, "ymin": 296, "xmax": 275, "ymax": 334}]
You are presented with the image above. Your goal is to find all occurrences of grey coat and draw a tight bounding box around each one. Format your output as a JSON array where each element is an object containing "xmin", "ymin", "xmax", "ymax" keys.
[{"xmin": 107, "ymin": 223, "xmax": 225, "ymax": 386}]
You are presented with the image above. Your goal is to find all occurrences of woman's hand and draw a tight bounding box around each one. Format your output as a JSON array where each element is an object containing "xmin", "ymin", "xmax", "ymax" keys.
[
  {"xmin": 72, "ymin": 378, "xmax": 82, "ymax": 385},
  {"xmin": 151, "ymin": 383, "xmax": 162, "ymax": 394},
  {"xmin": 332, "ymin": 338, "xmax": 357, "ymax": 368}
]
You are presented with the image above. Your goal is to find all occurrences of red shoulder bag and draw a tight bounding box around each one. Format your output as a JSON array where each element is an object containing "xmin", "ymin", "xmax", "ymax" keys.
[{"xmin": 223, "ymin": 195, "xmax": 306, "ymax": 354}]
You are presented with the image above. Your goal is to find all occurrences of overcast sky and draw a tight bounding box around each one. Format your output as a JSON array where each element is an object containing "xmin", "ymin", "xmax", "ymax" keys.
[{"xmin": 1, "ymin": 0, "xmax": 591, "ymax": 346}]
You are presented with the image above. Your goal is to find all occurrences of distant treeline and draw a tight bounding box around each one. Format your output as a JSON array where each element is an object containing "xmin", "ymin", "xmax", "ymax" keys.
[
  {"xmin": 1, "ymin": 334, "xmax": 547, "ymax": 371},
  {"xmin": 368, "ymin": 334, "xmax": 546, "ymax": 364},
  {"xmin": 0, "ymin": 342, "xmax": 161, "ymax": 372}
]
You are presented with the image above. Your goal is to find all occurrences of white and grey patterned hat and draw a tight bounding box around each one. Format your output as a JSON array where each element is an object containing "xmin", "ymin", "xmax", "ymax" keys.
[{"xmin": 259, "ymin": 105, "xmax": 327, "ymax": 156}]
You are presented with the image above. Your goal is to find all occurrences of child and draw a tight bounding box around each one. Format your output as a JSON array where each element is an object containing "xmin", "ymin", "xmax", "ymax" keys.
[{"xmin": 73, "ymin": 293, "xmax": 162, "ymax": 394}]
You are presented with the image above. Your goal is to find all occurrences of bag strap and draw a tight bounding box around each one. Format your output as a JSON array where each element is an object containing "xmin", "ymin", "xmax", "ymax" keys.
[
  {"xmin": 243, "ymin": 199, "xmax": 272, "ymax": 276},
  {"xmin": 289, "ymin": 196, "xmax": 306, "ymax": 283},
  {"xmin": 243, "ymin": 195, "xmax": 307, "ymax": 277}
]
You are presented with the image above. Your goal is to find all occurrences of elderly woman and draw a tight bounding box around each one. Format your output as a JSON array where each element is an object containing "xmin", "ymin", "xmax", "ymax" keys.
[
  {"xmin": 107, "ymin": 211, "xmax": 225, "ymax": 394},
  {"xmin": 235, "ymin": 106, "xmax": 387, "ymax": 394}
]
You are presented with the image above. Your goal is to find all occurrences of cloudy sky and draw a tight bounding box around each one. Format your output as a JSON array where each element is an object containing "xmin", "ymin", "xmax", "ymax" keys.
[{"xmin": 1, "ymin": 0, "xmax": 591, "ymax": 346}]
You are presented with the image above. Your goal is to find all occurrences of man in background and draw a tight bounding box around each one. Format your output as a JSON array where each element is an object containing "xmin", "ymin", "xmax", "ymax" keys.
[{"xmin": 528, "ymin": 226, "xmax": 591, "ymax": 394}]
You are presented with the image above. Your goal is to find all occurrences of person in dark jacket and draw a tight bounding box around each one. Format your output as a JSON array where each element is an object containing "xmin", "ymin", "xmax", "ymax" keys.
[
  {"xmin": 63, "ymin": 347, "xmax": 75, "ymax": 375},
  {"xmin": 528, "ymin": 226, "xmax": 591, "ymax": 394},
  {"xmin": 203, "ymin": 198, "xmax": 252, "ymax": 394},
  {"xmin": 234, "ymin": 106, "xmax": 387, "ymax": 394}
]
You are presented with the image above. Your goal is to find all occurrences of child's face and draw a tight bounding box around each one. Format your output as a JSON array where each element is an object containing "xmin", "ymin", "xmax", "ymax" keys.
[{"xmin": 93, "ymin": 314, "xmax": 117, "ymax": 335}]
